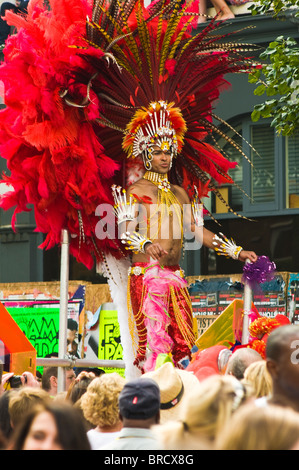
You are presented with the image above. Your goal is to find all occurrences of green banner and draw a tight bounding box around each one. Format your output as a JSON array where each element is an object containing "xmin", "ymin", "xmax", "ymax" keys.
[
  {"xmin": 98, "ymin": 306, "xmax": 124, "ymax": 376},
  {"xmin": 7, "ymin": 307, "xmax": 60, "ymax": 358}
]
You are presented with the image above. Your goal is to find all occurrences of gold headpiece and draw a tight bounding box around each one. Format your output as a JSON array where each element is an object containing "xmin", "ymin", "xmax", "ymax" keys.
[{"xmin": 122, "ymin": 101, "xmax": 187, "ymax": 169}]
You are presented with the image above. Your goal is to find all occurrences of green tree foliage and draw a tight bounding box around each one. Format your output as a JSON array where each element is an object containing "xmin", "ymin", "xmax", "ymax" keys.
[
  {"xmin": 249, "ymin": 0, "xmax": 299, "ymax": 17},
  {"xmin": 248, "ymin": 1, "xmax": 299, "ymax": 135}
]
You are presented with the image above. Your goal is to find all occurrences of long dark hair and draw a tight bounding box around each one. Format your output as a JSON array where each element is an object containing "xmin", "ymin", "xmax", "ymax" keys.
[
  {"xmin": 11, "ymin": 402, "xmax": 91, "ymax": 450},
  {"xmin": 0, "ymin": 392, "xmax": 13, "ymax": 440}
]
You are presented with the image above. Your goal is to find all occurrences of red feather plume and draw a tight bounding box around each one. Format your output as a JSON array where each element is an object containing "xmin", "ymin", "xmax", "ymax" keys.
[
  {"xmin": 0, "ymin": 0, "xmax": 260, "ymax": 269},
  {"xmin": 0, "ymin": 0, "xmax": 126, "ymax": 268}
]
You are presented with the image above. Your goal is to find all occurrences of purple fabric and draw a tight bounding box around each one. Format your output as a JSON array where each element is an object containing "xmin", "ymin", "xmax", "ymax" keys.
[{"xmin": 242, "ymin": 256, "xmax": 276, "ymax": 291}]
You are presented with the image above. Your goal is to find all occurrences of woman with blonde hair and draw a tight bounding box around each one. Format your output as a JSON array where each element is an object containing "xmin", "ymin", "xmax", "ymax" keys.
[
  {"xmin": 216, "ymin": 403, "xmax": 299, "ymax": 450},
  {"xmin": 8, "ymin": 387, "xmax": 51, "ymax": 430},
  {"xmin": 80, "ymin": 372, "xmax": 126, "ymax": 450},
  {"xmin": 155, "ymin": 374, "xmax": 252, "ymax": 450},
  {"xmin": 242, "ymin": 360, "xmax": 272, "ymax": 399}
]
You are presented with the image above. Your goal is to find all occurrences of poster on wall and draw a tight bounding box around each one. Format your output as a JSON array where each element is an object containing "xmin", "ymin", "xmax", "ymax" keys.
[
  {"xmin": 287, "ymin": 273, "xmax": 299, "ymax": 324},
  {"xmin": 98, "ymin": 303, "xmax": 124, "ymax": 376},
  {"xmin": 2, "ymin": 285, "xmax": 86, "ymax": 359},
  {"xmin": 6, "ymin": 306, "xmax": 60, "ymax": 358},
  {"xmin": 189, "ymin": 278, "xmax": 243, "ymax": 316},
  {"xmin": 189, "ymin": 273, "xmax": 288, "ymax": 338},
  {"xmin": 189, "ymin": 277, "xmax": 243, "ymax": 337},
  {"xmin": 252, "ymin": 275, "xmax": 287, "ymax": 318},
  {"xmin": 98, "ymin": 304, "xmax": 123, "ymax": 363}
]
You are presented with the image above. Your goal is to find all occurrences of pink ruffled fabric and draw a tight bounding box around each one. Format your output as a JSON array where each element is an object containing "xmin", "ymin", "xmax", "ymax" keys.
[{"xmin": 142, "ymin": 263, "xmax": 188, "ymax": 371}]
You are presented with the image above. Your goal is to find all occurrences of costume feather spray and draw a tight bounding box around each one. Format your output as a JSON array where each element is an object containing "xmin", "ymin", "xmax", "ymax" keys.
[
  {"xmin": 72, "ymin": 0, "xmax": 260, "ymax": 210},
  {"xmin": 0, "ymin": 0, "xmax": 260, "ymax": 376},
  {"xmin": 0, "ymin": 0, "xmax": 125, "ymax": 269}
]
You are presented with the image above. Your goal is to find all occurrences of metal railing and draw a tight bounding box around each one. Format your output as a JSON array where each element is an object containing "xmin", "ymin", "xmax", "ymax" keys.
[{"xmin": 36, "ymin": 357, "xmax": 125, "ymax": 370}]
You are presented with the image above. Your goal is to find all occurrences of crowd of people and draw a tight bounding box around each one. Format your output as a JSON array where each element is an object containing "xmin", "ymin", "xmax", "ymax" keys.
[{"xmin": 1, "ymin": 323, "xmax": 299, "ymax": 451}]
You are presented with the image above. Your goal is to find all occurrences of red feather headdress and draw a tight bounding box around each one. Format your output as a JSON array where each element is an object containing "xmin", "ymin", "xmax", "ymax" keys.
[
  {"xmin": 0, "ymin": 0, "xmax": 259, "ymax": 268},
  {"xmin": 71, "ymin": 0, "xmax": 259, "ymax": 206}
]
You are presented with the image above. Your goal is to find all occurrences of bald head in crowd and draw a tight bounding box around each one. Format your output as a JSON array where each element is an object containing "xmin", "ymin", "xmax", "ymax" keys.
[
  {"xmin": 226, "ymin": 348, "xmax": 263, "ymax": 380},
  {"xmin": 265, "ymin": 324, "xmax": 299, "ymax": 412},
  {"xmin": 266, "ymin": 324, "xmax": 299, "ymax": 362}
]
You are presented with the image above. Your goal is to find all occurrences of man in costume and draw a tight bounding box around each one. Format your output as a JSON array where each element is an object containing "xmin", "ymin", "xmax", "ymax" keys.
[
  {"xmin": 0, "ymin": 0, "xmax": 261, "ymax": 377},
  {"xmin": 112, "ymin": 101, "xmax": 257, "ymax": 372}
]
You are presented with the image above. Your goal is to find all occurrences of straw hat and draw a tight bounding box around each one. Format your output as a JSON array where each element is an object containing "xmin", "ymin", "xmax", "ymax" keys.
[{"xmin": 142, "ymin": 362, "xmax": 200, "ymax": 423}]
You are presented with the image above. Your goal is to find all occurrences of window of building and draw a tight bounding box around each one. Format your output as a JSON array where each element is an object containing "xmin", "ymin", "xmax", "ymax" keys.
[
  {"xmin": 286, "ymin": 133, "xmax": 299, "ymax": 209},
  {"xmin": 251, "ymin": 125, "xmax": 275, "ymax": 205},
  {"xmin": 208, "ymin": 117, "xmax": 299, "ymax": 217}
]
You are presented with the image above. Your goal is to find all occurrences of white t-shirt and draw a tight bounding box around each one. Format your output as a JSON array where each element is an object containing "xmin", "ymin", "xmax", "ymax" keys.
[
  {"xmin": 254, "ymin": 396, "xmax": 270, "ymax": 407},
  {"xmin": 87, "ymin": 429, "xmax": 121, "ymax": 450}
]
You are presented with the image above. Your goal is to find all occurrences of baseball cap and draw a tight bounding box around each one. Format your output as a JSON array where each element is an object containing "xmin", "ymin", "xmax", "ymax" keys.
[{"xmin": 119, "ymin": 378, "xmax": 160, "ymax": 420}]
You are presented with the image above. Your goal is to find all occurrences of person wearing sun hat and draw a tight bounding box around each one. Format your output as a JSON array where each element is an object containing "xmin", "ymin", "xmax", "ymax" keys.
[{"xmin": 142, "ymin": 361, "xmax": 200, "ymax": 424}]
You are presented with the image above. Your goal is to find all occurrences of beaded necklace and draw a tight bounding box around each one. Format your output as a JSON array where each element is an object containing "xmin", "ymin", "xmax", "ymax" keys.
[
  {"xmin": 143, "ymin": 170, "xmax": 171, "ymax": 192},
  {"xmin": 142, "ymin": 171, "xmax": 183, "ymax": 243}
]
